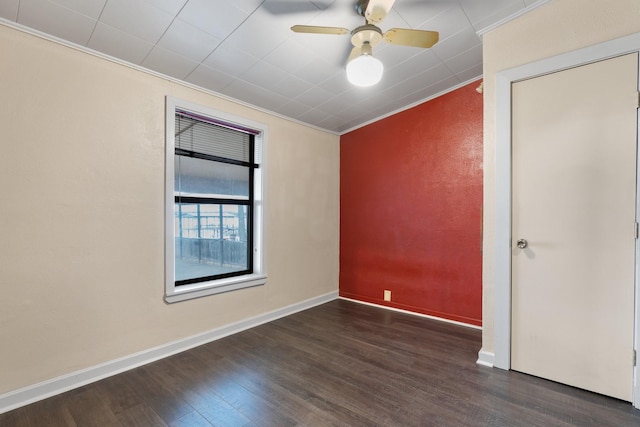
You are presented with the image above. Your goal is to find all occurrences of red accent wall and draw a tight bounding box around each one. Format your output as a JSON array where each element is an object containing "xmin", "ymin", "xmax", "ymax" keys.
[{"xmin": 339, "ymin": 81, "xmax": 483, "ymax": 326}]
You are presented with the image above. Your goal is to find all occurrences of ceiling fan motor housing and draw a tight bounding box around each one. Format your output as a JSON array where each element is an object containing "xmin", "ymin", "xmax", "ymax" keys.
[
  {"xmin": 354, "ymin": 0, "xmax": 370, "ymax": 17},
  {"xmin": 351, "ymin": 25, "xmax": 383, "ymax": 48}
]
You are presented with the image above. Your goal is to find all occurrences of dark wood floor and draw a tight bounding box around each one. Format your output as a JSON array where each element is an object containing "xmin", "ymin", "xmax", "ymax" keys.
[{"xmin": 2, "ymin": 299, "xmax": 640, "ymax": 426}]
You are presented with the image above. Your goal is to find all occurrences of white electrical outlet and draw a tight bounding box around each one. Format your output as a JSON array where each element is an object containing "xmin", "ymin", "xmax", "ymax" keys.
[{"xmin": 383, "ymin": 290, "xmax": 391, "ymax": 301}]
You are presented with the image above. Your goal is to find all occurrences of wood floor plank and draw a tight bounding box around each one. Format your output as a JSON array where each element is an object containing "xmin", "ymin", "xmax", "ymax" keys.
[
  {"xmin": 198, "ymin": 352, "xmax": 348, "ymax": 426},
  {"xmin": 0, "ymin": 394, "xmax": 76, "ymax": 427},
  {"xmin": 112, "ymin": 403, "xmax": 169, "ymax": 427},
  {"xmin": 2, "ymin": 299, "xmax": 640, "ymax": 426},
  {"xmin": 168, "ymin": 410, "xmax": 213, "ymax": 427},
  {"xmin": 63, "ymin": 387, "xmax": 121, "ymax": 426}
]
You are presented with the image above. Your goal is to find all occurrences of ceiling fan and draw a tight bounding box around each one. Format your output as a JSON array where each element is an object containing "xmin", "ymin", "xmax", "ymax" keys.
[{"xmin": 289, "ymin": 0, "xmax": 439, "ymax": 86}]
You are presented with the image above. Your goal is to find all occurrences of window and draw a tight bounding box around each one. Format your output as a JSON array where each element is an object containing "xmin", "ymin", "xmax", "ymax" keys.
[{"xmin": 165, "ymin": 97, "xmax": 266, "ymax": 303}]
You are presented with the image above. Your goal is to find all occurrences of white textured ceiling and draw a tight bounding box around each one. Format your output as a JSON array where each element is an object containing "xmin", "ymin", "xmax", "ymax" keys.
[{"xmin": 0, "ymin": 0, "xmax": 544, "ymax": 133}]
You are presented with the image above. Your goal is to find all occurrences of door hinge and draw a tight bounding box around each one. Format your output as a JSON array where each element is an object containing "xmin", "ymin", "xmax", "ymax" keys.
[
  {"xmin": 635, "ymin": 222, "xmax": 639, "ymax": 239},
  {"xmin": 634, "ymin": 349, "xmax": 637, "ymax": 367},
  {"xmin": 637, "ymin": 91, "xmax": 640, "ymax": 109}
]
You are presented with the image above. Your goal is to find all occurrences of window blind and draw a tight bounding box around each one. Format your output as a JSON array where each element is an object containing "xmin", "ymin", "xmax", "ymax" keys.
[{"xmin": 175, "ymin": 112, "xmax": 258, "ymax": 165}]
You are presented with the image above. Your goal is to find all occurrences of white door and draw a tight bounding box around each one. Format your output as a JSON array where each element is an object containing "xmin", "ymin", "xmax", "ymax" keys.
[{"xmin": 511, "ymin": 53, "xmax": 638, "ymax": 402}]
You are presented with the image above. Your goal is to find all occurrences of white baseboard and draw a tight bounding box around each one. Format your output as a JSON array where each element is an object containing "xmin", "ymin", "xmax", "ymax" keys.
[
  {"xmin": 339, "ymin": 297, "xmax": 483, "ymax": 330},
  {"xmin": 0, "ymin": 291, "xmax": 338, "ymax": 415},
  {"xmin": 476, "ymin": 349, "xmax": 495, "ymax": 367}
]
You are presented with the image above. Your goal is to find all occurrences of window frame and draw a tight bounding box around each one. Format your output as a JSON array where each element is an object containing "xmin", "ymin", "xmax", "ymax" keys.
[{"xmin": 165, "ymin": 97, "xmax": 267, "ymax": 303}]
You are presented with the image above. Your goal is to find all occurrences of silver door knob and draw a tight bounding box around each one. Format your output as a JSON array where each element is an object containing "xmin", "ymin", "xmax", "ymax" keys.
[{"xmin": 516, "ymin": 239, "xmax": 528, "ymax": 249}]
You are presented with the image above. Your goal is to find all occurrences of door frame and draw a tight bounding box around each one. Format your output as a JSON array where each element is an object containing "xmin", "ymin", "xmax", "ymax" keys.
[{"xmin": 494, "ymin": 32, "xmax": 640, "ymax": 408}]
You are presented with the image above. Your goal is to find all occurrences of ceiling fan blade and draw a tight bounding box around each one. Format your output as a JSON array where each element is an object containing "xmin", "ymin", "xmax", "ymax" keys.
[
  {"xmin": 383, "ymin": 28, "xmax": 439, "ymax": 48},
  {"xmin": 291, "ymin": 25, "xmax": 350, "ymax": 35},
  {"xmin": 348, "ymin": 46, "xmax": 362, "ymax": 63},
  {"xmin": 365, "ymin": 0, "xmax": 397, "ymax": 24}
]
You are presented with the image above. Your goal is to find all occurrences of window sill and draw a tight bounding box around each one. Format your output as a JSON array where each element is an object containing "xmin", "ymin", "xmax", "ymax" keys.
[{"xmin": 165, "ymin": 274, "xmax": 267, "ymax": 303}]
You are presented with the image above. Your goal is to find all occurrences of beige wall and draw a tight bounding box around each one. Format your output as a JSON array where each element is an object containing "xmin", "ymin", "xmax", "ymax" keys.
[
  {"xmin": 0, "ymin": 24, "xmax": 339, "ymax": 394},
  {"xmin": 482, "ymin": 0, "xmax": 640, "ymax": 353}
]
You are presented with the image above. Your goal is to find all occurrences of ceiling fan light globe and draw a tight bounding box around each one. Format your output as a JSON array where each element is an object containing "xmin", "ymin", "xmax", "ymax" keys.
[{"xmin": 346, "ymin": 54, "xmax": 384, "ymax": 87}]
